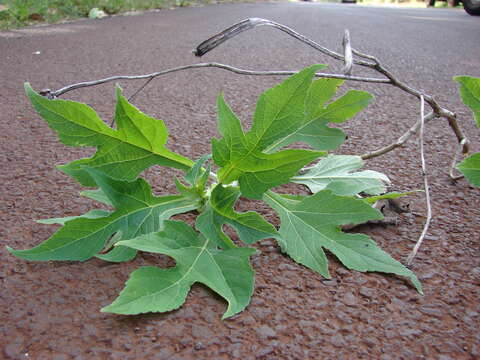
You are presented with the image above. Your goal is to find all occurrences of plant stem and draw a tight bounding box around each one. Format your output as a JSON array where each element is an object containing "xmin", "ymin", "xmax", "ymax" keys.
[
  {"xmin": 47, "ymin": 63, "xmax": 389, "ymax": 99},
  {"xmin": 407, "ymin": 96, "xmax": 432, "ymax": 266}
]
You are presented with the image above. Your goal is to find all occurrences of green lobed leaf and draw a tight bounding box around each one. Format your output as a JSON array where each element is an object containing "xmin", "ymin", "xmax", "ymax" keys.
[
  {"xmin": 218, "ymin": 142, "xmax": 323, "ymax": 199},
  {"xmin": 454, "ymin": 76, "xmax": 480, "ymax": 127},
  {"xmin": 457, "ymin": 153, "xmax": 480, "ymax": 187},
  {"xmin": 25, "ymin": 84, "xmax": 193, "ymax": 187},
  {"xmin": 80, "ymin": 188, "xmax": 112, "ymax": 206},
  {"xmin": 212, "ymin": 66, "xmax": 328, "ymax": 199},
  {"xmin": 7, "ymin": 168, "xmax": 200, "ymax": 262},
  {"xmin": 195, "ymin": 184, "xmax": 277, "ymax": 249},
  {"xmin": 266, "ymin": 79, "xmax": 373, "ymax": 152},
  {"xmin": 36, "ymin": 209, "xmax": 110, "ymax": 225},
  {"xmin": 292, "ymin": 155, "xmax": 390, "ymax": 196},
  {"xmin": 211, "ymin": 66, "xmax": 373, "ymax": 199},
  {"xmin": 246, "ymin": 65, "xmax": 328, "ymax": 152},
  {"xmin": 213, "ymin": 94, "xmax": 324, "ymax": 198},
  {"xmin": 102, "ymin": 221, "xmax": 257, "ymax": 319},
  {"xmin": 263, "ymin": 190, "xmax": 422, "ymax": 293}
]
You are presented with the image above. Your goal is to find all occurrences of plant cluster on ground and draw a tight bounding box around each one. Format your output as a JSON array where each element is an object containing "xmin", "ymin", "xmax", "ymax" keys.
[{"xmin": 6, "ymin": 18, "xmax": 480, "ymax": 319}]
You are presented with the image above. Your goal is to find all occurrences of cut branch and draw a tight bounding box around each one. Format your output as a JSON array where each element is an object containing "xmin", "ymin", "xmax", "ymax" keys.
[
  {"xmin": 193, "ymin": 18, "xmax": 372, "ymax": 66},
  {"xmin": 342, "ymin": 30, "xmax": 353, "ymax": 76},
  {"xmin": 49, "ymin": 62, "xmax": 390, "ymax": 98},
  {"xmin": 42, "ymin": 18, "xmax": 468, "ymax": 162}
]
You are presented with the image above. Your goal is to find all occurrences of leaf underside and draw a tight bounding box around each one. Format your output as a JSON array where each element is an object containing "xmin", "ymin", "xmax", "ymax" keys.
[
  {"xmin": 292, "ymin": 155, "xmax": 390, "ymax": 196},
  {"xmin": 102, "ymin": 221, "xmax": 256, "ymax": 319}
]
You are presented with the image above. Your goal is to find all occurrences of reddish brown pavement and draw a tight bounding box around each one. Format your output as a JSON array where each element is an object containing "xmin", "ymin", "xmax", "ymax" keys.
[{"xmin": 1, "ymin": 2, "xmax": 479, "ymax": 359}]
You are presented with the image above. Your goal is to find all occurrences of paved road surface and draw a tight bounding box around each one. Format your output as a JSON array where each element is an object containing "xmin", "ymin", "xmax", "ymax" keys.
[{"xmin": 1, "ymin": 2, "xmax": 479, "ymax": 359}]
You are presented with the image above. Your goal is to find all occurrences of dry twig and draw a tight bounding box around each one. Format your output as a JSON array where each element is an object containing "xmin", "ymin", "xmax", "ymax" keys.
[
  {"xmin": 360, "ymin": 112, "xmax": 436, "ymax": 160},
  {"xmin": 407, "ymin": 96, "xmax": 433, "ymax": 266},
  {"xmin": 342, "ymin": 30, "xmax": 353, "ymax": 76},
  {"xmin": 41, "ymin": 17, "xmax": 468, "ymax": 167},
  {"xmin": 48, "ymin": 62, "xmax": 389, "ymax": 99}
]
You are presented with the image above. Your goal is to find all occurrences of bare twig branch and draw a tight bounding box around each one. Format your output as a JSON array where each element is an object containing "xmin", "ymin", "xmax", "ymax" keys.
[
  {"xmin": 439, "ymin": 109, "xmax": 470, "ymax": 154},
  {"xmin": 342, "ymin": 30, "xmax": 353, "ymax": 76},
  {"xmin": 44, "ymin": 18, "xmax": 469, "ymax": 162},
  {"xmin": 407, "ymin": 96, "xmax": 433, "ymax": 266},
  {"xmin": 50, "ymin": 62, "xmax": 390, "ymax": 98},
  {"xmin": 193, "ymin": 18, "xmax": 372, "ymax": 66},
  {"xmin": 449, "ymin": 138, "xmax": 467, "ymax": 181},
  {"xmin": 127, "ymin": 77, "xmax": 155, "ymax": 102},
  {"xmin": 361, "ymin": 112, "xmax": 436, "ymax": 160},
  {"xmin": 351, "ymin": 51, "xmax": 468, "ymax": 153},
  {"xmin": 352, "ymin": 48, "xmax": 379, "ymax": 65}
]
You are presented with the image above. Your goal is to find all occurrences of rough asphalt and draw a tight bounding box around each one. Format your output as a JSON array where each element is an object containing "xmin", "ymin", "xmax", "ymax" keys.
[{"xmin": 1, "ymin": 2, "xmax": 479, "ymax": 359}]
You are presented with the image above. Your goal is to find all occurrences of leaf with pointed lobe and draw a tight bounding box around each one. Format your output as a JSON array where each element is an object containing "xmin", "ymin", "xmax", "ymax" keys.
[
  {"xmin": 7, "ymin": 169, "xmax": 200, "ymax": 262},
  {"xmin": 102, "ymin": 221, "xmax": 257, "ymax": 319},
  {"xmin": 25, "ymin": 84, "xmax": 193, "ymax": 187},
  {"xmin": 263, "ymin": 190, "xmax": 422, "ymax": 293}
]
